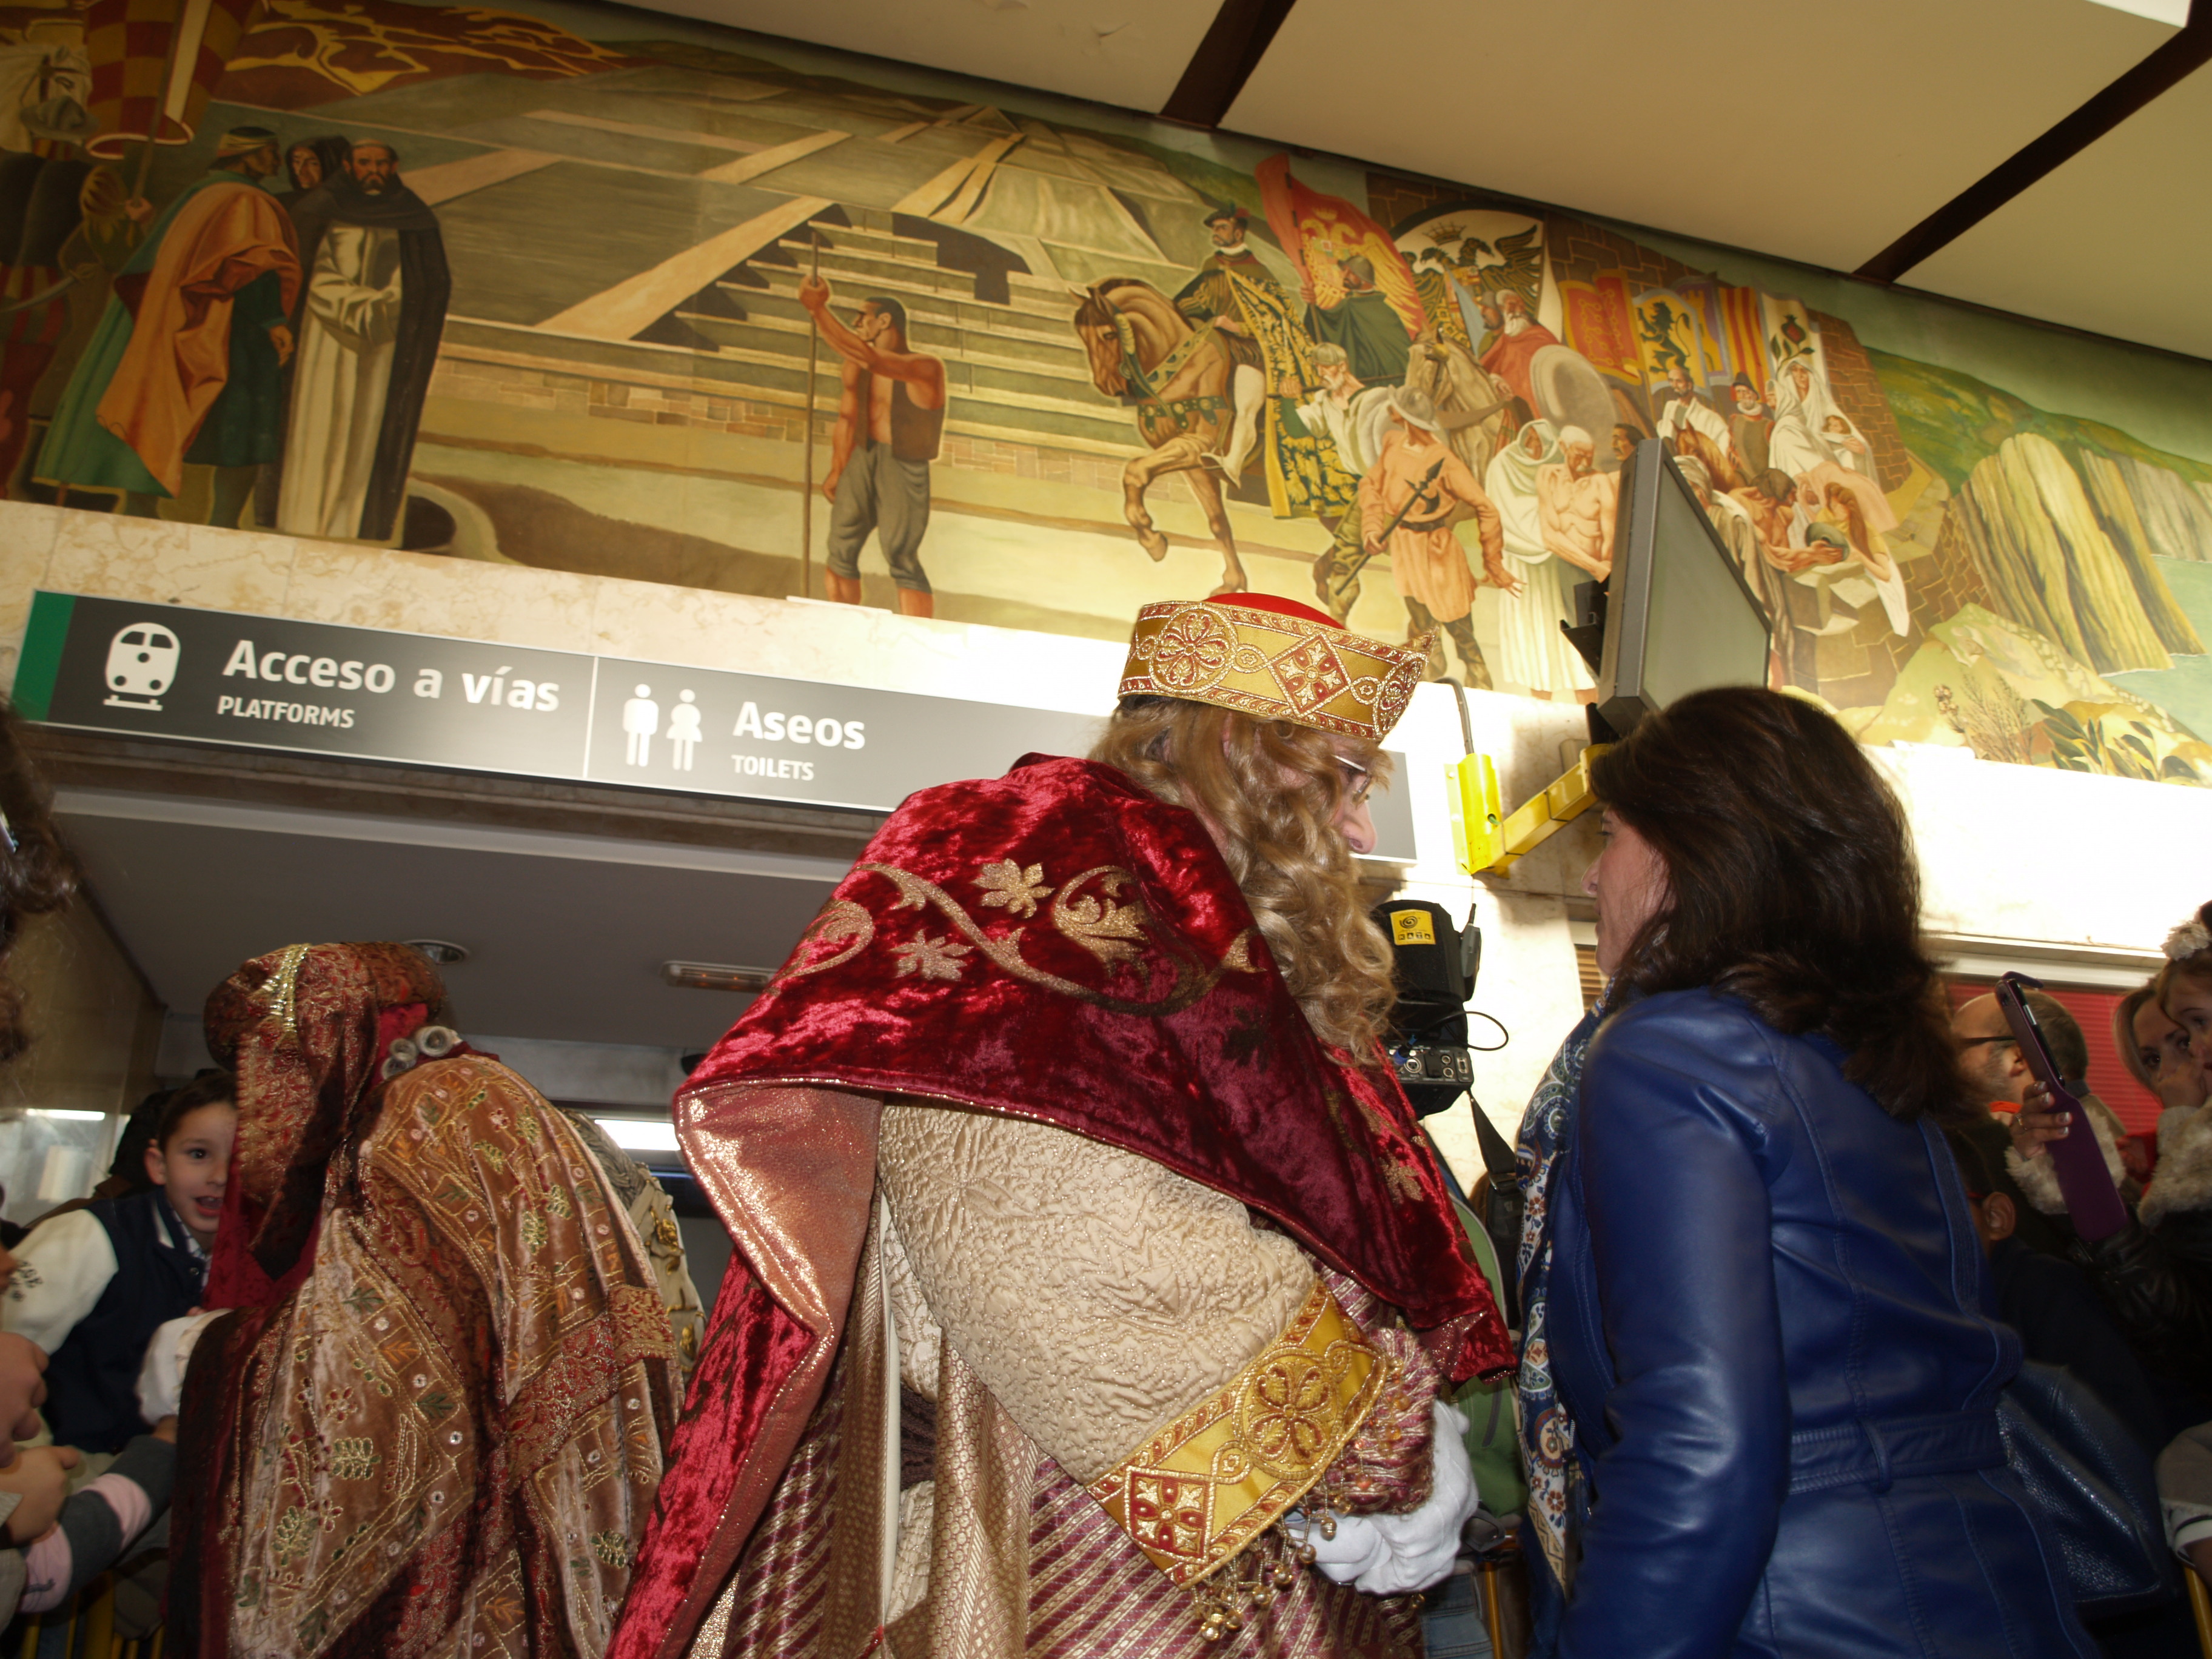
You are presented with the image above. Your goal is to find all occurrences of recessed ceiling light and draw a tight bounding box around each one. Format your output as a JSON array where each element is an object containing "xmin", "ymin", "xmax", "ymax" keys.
[
  {"xmin": 407, "ymin": 940, "xmax": 469, "ymax": 965},
  {"xmin": 662, "ymin": 960, "xmax": 774, "ymax": 992},
  {"xmin": 594, "ymin": 1118, "xmax": 680, "ymax": 1153}
]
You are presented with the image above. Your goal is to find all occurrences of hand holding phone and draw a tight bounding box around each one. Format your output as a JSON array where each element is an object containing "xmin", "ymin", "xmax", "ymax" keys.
[{"xmin": 1993, "ymin": 973, "xmax": 2128, "ymax": 1241}]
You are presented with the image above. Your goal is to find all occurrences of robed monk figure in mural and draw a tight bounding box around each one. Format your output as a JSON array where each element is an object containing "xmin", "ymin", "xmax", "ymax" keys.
[
  {"xmin": 276, "ymin": 137, "xmax": 451, "ymax": 544},
  {"xmin": 606, "ymin": 593, "xmax": 1512, "ymax": 1658}
]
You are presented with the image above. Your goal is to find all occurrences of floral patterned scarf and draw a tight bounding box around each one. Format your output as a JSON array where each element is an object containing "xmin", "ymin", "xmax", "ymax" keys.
[{"xmin": 1515, "ymin": 1001, "xmax": 1604, "ymax": 1597}]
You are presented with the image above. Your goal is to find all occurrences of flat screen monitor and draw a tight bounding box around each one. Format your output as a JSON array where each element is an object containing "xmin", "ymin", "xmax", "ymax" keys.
[{"xmin": 1597, "ymin": 440, "xmax": 1772, "ymax": 736}]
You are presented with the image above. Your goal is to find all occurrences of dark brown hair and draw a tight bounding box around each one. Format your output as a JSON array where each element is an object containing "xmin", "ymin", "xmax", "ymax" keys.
[
  {"xmin": 0, "ymin": 699, "xmax": 75, "ymax": 1061},
  {"xmin": 155, "ymin": 1068, "xmax": 236, "ymax": 1149},
  {"xmin": 1591, "ymin": 685, "xmax": 1969, "ymax": 1125}
]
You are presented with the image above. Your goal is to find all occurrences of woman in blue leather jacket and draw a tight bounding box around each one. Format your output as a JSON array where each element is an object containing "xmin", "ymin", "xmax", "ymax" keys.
[{"xmin": 1541, "ymin": 686, "xmax": 2090, "ymax": 1657}]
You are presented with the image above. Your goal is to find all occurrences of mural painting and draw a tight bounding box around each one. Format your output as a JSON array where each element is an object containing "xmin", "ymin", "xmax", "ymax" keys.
[{"xmin": 0, "ymin": 0, "xmax": 2207, "ymax": 785}]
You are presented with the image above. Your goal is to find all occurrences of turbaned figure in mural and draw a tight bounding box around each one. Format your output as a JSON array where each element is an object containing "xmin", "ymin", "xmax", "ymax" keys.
[
  {"xmin": 606, "ymin": 594, "xmax": 1511, "ymax": 1659},
  {"xmin": 275, "ymin": 139, "xmax": 451, "ymax": 543},
  {"xmin": 35, "ymin": 127, "xmax": 299, "ymax": 527}
]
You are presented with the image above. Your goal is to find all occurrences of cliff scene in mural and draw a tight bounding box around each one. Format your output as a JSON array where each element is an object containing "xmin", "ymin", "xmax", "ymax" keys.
[{"xmin": 0, "ymin": 0, "xmax": 2205, "ymax": 783}]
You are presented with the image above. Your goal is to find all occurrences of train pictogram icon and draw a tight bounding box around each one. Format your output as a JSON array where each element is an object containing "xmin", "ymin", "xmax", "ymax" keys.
[{"xmin": 103, "ymin": 623, "xmax": 180, "ymax": 711}]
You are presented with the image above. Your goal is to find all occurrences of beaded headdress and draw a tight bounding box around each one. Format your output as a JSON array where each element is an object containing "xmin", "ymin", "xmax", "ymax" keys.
[{"xmin": 1118, "ymin": 594, "xmax": 1429, "ymax": 742}]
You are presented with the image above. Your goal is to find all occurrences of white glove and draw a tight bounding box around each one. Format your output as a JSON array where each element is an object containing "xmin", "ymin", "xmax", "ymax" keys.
[
  {"xmin": 136, "ymin": 1310, "xmax": 224, "ymax": 1423},
  {"xmin": 1298, "ymin": 1401, "xmax": 1476, "ymax": 1595}
]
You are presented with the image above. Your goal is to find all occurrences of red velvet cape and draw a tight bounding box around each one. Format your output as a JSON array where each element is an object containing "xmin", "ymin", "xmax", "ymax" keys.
[{"xmin": 609, "ymin": 756, "xmax": 1510, "ymax": 1659}]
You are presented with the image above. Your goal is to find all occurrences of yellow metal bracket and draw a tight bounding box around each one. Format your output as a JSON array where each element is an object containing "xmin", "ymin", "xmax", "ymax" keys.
[{"xmin": 1447, "ymin": 745, "xmax": 1607, "ymax": 877}]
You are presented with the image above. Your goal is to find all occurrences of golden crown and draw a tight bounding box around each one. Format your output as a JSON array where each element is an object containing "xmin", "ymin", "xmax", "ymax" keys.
[{"xmin": 1118, "ymin": 597, "xmax": 1429, "ymax": 742}]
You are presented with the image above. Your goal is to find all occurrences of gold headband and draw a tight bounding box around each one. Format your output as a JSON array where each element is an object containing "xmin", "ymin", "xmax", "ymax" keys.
[{"xmin": 1119, "ymin": 598, "xmax": 1429, "ymax": 742}]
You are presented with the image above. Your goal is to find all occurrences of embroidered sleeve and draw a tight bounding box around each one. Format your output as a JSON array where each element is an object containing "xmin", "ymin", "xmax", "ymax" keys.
[
  {"xmin": 1086, "ymin": 1278, "xmax": 1389, "ymax": 1589},
  {"xmin": 1314, "ymin": 1315, "xmax": 1438, "ymax": 1516},
  {"xmin": 879, "ymin": 1102, "xmax": 1407, "ymax": 1590},
  {"xmin": 877, "ymin": 1102, "xmax": 1318, "ymax": 1487}
]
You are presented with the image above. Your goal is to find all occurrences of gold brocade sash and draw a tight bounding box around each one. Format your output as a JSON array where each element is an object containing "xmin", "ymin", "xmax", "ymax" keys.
[{"xmin": 1086, "ymin": 1281, "xmax": 1387, "ymax": 1588}]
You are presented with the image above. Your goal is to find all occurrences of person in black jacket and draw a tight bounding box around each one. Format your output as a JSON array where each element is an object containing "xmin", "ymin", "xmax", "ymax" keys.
[{"xmin": 1948, "ymin": 1131, "xmax": 2171, "ymax": 1450}]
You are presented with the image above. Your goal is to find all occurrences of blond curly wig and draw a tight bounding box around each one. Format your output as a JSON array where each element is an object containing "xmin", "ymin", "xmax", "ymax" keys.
[{"xmin": 1091, "ymin": 697, "xmax": 1396, "ymax": 1056}]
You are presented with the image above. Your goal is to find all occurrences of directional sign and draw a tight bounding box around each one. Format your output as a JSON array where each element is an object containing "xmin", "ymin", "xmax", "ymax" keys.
[{"xmin": 13, "ymin": 592, "xmax": 1418, "ymax": 858}]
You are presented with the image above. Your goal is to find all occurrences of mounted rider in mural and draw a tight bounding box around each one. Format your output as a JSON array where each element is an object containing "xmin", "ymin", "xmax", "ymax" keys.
[{"xmin": 1071, "ymin": 274, "xmax": 1248, "ymax": 595}]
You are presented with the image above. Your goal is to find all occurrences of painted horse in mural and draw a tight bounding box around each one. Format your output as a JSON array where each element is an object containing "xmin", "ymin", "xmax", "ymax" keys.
[{"xmin": 1070, "ymin": 279, "xmax": 1248, "ymax": 595}]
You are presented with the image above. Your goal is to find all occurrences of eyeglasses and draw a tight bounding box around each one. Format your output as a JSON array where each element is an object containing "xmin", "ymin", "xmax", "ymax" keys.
[
  {"xmin": 1335, "ymin": 758, "xmax": 1372, "ymax": 806},
  {"xmin": 1956, "ymin": 1034, "xmax": 2019, "ymax": 1058}
]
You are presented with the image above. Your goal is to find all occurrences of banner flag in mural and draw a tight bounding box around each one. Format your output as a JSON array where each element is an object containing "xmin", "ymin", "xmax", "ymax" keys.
[
  {"xmin": 1718, "ymin": 286, "xmax": 1769, "ymax": 397},
  {"xmin": 1558, "ymin": 275, "xmax": 1641, "ymax": 385},
  {"xmin": 1256, "ymin": 154, "xmax": 1426, "ymax": 340},
  {"xmin": 82, "ymin": 0, "xmax": 263, "ymax": 159}
]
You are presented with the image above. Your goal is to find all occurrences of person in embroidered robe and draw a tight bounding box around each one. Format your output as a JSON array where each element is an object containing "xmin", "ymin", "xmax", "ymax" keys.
[
  {"xmin": 274, "ymin": 140, "xmax": 450, "ymax": 543},
  {"xmin": 158, "ymin": 942, "xmax": 679, "ymax": 1659},
  {"xmin": 608, "ymin": 596, "xmax": 1510, "ymax": 1659}
]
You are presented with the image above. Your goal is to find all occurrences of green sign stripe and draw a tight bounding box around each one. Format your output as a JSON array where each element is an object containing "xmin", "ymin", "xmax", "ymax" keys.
[{"xmin": 11, "ymin": 592, "xmax": 74, "ymax": 721}]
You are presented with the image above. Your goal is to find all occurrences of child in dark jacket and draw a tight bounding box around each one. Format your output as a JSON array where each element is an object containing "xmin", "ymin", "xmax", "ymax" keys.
[{"xmin": 1, "ymin": 1074, "xmax": 233, "ymax": 1455}]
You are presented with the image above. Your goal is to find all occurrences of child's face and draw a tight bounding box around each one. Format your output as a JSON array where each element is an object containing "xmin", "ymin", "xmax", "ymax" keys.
[{"xmin": 145, "ymin": 1102, "xmax": 236, "ymax": 1248}]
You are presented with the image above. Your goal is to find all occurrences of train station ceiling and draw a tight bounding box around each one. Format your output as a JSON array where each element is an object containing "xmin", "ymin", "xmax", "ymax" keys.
[
  {"xmin": 55, "ymin": 789, "xmax": 834, "ymax": 1053},
  {"xmin": 626, "ymin": 0, "xmax": 2212, "ymax": 360}
]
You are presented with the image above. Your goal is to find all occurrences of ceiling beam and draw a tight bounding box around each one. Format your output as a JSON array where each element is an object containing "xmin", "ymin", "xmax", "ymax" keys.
[
  {"xmin": 1159, "ymin": 0, "xmax": 1299, "ymax": 127},
  {"xmin": 1855, "ymin": 3, "xmax": 2211, "ymax": 283}
]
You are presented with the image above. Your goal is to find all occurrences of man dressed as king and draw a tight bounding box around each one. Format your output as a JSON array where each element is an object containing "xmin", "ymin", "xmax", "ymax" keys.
[
  {"xmin": 1175, "ymin": 202, "xmax": 1356, "ymax": 521},
  {"xmin": 608, "ymin": 595, "xmax": 1512, "ymax": 1658}
]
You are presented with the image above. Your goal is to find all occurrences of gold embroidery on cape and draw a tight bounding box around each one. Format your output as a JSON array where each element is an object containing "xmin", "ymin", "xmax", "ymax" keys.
[
  {"xmin": 892, "ymin": 933, "xmax": 971, "ymax": 982},
  {"xmin": 269, "ymin": 942, "xmax": 311, "ymax": 1045},
  {"xmin": 840, "ymin": 860, "xmax": 1258, "ymax": 1016},
  {"xmin": 766, "ymin": 898, "xmax": 875, "ymax": 990},
  {"xmin": 1086, "ymin": 1281, "xmax": 1387, "ymax": 1588},
  {"xmin": 974, "ymin": 859, "xmax": 1050, "ymax": 919},
  {"xmin": 1051, "ymin": 865, "xmax": 1146, "ymax": 964}
]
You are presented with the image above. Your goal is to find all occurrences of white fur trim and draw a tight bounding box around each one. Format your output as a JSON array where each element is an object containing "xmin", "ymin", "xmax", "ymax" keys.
[
  {"xmin": 2166, "ymin": 917, "xmax": 2212, "ymax": 962},
  {"xmin": 2143, "ymin": 1105, "xmax": 2212, "ymax": 1228},
  {"xmin": 2004, "ymin": 1094, "xmax": 2129, "ymax": 1216}
]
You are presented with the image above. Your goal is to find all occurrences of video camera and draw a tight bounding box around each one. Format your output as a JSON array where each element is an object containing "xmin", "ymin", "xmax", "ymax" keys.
[{"xmin": 1370, "ymin": 898, "xmax": 1483, "ymax": 1118}]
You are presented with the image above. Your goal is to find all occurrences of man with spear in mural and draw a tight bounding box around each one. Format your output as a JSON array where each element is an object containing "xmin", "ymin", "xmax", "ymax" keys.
[
  {"xmin": 799, "ymin": 270, "xmax": 947, "ymax": 618},
  {"xmin": 1357, "ymin": 385, "xmax": 1504, "ymax": 686}
]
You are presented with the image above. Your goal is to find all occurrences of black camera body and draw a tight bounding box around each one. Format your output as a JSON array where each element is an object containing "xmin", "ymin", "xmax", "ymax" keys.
[{"xmin": 1370, "ymin": 897, "xmax": 1482, "ymax": 1119}]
